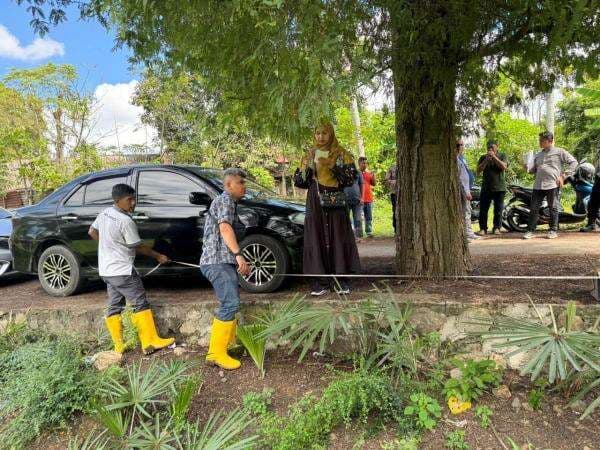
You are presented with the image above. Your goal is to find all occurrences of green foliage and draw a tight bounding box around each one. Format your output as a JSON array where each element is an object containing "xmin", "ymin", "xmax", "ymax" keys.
[
  {"xmin": 527, "ymin": 379, "xmax": 548, "ymax": 411},
  {"xmin": 445, "ymin": 430, "xmax": 469, "ymax": 450},
  {"xmin": 335, "ymin": 106, "xmax": 396, "ymax": 197},
  {"xmin": 465, "ymin": 112, "xmax": 540, "ymax": 185},
  {"xmin": 256, "ymin": 370, "xmax": 403, "ymax": 450},
  {"xmin": 259, "ymin": 290, "xmax": 413, "ymax": 362},
  {"xmin": 90, "ymin": 359, "xmax": 256, "ymax": 449},
  {"xmin": 443, "ymin": 359, "xmax": 503, "ymax": 402},
  {"xmin": 473, "ymin": 302, "xmax": 600, "ymax": 419},
  {"xmin": 0, "ymin": 328, "xmax": 99, "ymax": 447},
  {"xmin": 474, "ymin": 405, "xmax": 493, "ymax": 428},
  {"xmin": 380, "ymin": 436, "xmax": 421, "ymax": 450},
  {"xmin": 403, "ymin": 392, "xmax": 442, "ymax": 430},
  {"xmin": 558, "ymin": 78, "xmax": 600, "ymax": 161},
  {"xmin": 242, "ymin": 388, "xmax": 274, "ymax": 417},
  {"xmin": 236, "ymin": 324, "xmax": 268, "ymax": 378}
]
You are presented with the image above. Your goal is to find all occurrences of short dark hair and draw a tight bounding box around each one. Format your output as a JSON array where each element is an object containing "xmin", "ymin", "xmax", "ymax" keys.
[
  {"xmin": 112, "ymin": 183, "xmax": 135, "ymax": 202},
  {"xmin": 358, "ymin": 157, "xmax": 367, "ymax": 163},
  {"xmin": 539, "ymin": 131, "xmax": 554, "ymax": 141},
  {"xmin": 487, "ymin": 139, "xmax": 498, "ymax": 148},
  {"xmin": 223, "ymin": 168, "xmax": 247, "ymax": 180}
]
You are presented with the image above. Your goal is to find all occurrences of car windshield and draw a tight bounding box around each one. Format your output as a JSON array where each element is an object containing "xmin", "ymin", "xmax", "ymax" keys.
[
  {"xmin": 0, "ymin": 208, "xmax": 11, "ymax": 219},
  {"xmin": 187, "ymin": 168, "xmax": 278, "ymax": 199}
]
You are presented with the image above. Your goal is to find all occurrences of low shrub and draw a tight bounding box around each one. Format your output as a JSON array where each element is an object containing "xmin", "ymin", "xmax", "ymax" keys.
[
  {"xmin": 443, "ymin": 359, "xmax": 503, "ymax": 402},
  {"xmin": 0, "ymin": 328, "xmax": 99, "ymax": 447},
  {"xmin": 403, "ymin": 392, "xmax": 442, "ymax": 430},
  {"xmin": 254, "ymin": 370, "xmax": 403, "ymax": 450}
]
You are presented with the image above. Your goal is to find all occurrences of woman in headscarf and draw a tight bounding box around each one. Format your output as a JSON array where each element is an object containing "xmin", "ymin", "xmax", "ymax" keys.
[{"xmin": 294, "ymin": 122, "xmax": 361, "ymax": 296}]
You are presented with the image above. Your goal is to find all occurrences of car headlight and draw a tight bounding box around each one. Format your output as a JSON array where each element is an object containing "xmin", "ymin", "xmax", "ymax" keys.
[{"xmin": 288, "ymin": 212, "xmax": 306, "ymax": 225}]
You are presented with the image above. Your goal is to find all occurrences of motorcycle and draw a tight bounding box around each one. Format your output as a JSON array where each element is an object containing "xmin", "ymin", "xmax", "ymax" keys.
[{"xmin": 502, "ymin": 161, "xmax": 599, "ymax": 232}]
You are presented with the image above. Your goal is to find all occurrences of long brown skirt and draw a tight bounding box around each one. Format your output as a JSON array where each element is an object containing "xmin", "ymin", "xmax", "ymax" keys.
[{"xmin": 302, "ymin": 181, "xmax": 361, "ymax": 288}]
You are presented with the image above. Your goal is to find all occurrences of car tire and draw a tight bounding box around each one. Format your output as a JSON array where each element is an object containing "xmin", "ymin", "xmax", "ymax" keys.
[
  {"xmin": 238, "ymin": 234, "xmax": 290, "ymax": 293},
  {"xmin": 37, "ymin": 245, "xmax": 85, "ymax": 297}
]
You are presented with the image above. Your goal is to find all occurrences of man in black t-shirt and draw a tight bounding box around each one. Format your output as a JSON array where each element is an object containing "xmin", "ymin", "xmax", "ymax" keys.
[{"xmin": 476, "ymin": 140, "xmax": 508, "ymax": 235}]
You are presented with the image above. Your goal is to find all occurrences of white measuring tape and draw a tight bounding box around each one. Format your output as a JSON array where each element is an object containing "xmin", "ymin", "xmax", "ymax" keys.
[{"xmin": 144, "ymin": 260, "xmax": 600, "ymax": 281}]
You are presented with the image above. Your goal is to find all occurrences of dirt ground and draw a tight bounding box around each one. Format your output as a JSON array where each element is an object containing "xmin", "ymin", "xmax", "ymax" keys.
[
  {"xmin": 35, "ymin": 349, "xmax": 599, "ymax": 450},
  {"xmin": 2, "ymin": 232, "xmax": 600, "ymax": 311}
]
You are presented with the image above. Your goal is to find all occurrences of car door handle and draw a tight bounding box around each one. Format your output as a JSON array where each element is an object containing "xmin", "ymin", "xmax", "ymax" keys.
[
  {"xmin": 60, "ymin": 215, "xmax": 78, "ymax": 220},
  {"xmin": 132, "ymin": 214, "xmax": 149, "ymax": 221}
]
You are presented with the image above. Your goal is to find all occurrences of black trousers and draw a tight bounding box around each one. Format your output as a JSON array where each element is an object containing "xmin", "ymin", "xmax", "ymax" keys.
[
  {"xmin": 528, "ymin": 188, "xmax": 560, "ymax": 232},
  {"xmin": 587, "ymin": 176, "xmax": 600, "ymax": 226},
  {"xmin": 390, "ymin": 193, "xmax": 397, "ymax": 233},
  {"xmin": 478, "ymin": 190, "xmax": 505, "ymax": 231}
]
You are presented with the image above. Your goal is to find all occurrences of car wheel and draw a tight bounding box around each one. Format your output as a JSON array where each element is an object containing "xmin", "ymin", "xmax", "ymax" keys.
[
  {"xmin": 239, "ymin": 235, "xmax": 290, "ymax": 293},
  {"xmin": 37, "ymin": 245, "xmax": 85, "ymax": 297}
]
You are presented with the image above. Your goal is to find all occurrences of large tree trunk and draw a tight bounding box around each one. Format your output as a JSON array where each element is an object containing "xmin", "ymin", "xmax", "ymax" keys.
[
  {"xmin": 350, "ymin": 95, "xmax": 365, "ymax": 158},
  {"xmin": 391, "ymin": 6, "xmax": 471, "ymax": 276}
]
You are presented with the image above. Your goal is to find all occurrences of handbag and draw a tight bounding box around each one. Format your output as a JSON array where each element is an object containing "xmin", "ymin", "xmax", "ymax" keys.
[{"xmin": 315, "ymin": 157, "xmax": 347, "ymax": 209}]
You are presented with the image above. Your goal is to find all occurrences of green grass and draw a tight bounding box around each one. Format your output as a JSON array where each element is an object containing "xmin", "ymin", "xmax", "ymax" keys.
[{"xmin": 371, "ymin": 199, "xmax": 395, "ymax": 238}]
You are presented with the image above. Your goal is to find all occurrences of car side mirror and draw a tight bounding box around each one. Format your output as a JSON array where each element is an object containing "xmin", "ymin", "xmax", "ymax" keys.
[{"xmin": 189, "ymin": 192, "xmax": 212, "ymax": 205}]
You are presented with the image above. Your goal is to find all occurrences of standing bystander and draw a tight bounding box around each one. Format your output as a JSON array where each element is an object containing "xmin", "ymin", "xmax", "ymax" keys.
[
  {"xmin": 385, "ymin": 163, "xmax": 398, "ymax": 234},
  {"xmin": 457, "ymin": 140, "xmax": 479, "ymax": 242},
  {"xmin": 476, "ymin": 140, "xmax": 508, "ymax": 235},
  {"xmin": 523, "ymin": 131, "xmax": 577, "ymax": 239},
  {"xmin": 359, "ymin": 157, "xmax": 376, "ymax": 237}
]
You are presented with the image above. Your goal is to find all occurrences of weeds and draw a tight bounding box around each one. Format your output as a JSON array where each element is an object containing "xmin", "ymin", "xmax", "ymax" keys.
[{"xmin": 403, "ymin": 392, "xmax": 442, "ymax": 430}]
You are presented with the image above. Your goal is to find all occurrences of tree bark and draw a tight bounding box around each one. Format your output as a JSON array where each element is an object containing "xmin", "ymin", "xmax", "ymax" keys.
[
  {"xmin": 350, "ymin": 95, "xmax": 365, "ymax": 158},
  {"xmin": 390, "ymin": 6, "xmax": 471, "ymax": 276}
]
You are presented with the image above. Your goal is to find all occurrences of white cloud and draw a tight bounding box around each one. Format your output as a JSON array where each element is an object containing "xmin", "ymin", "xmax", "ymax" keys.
[
  {"xmin": 0, "ymin": 24, "xmax": 65, "ymax": 61},
  {"xmin": 91, "ymin": 80, "xmax": 157, "ymax": 150}
]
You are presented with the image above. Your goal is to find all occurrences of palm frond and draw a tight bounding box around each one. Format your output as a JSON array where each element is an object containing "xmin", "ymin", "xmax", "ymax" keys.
[
  {"xmin": 177, "ymin": 409, "xmax": 257, "ymax": 450},
  {"xmin": 236, "ymin": 324, "xmax": 268, "ymax": 378}
]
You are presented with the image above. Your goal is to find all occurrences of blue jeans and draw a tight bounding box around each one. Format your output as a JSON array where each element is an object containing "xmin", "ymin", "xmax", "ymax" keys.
[
  {"xmin": 200, "ymin": 263, "xmax": 240, "ymax": 321},
  {"xmin": 362, "ymin": 202, "xmax": 373, "ymax": 235},
  {"xmin": 349, "ymin": 203, "xmax": 363, "ymax": 237}
]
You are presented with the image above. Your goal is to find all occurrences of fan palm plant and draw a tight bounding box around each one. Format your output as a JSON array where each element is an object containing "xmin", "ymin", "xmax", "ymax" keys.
[{"xmin": 470, "ymin": 302, "xmax": 599, "ymax": 419}]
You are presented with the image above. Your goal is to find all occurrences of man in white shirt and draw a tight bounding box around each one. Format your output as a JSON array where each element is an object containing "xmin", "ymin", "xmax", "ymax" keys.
[{"xmin": 88, "ymin": 183, "xmax": 174, "ymax": 355}]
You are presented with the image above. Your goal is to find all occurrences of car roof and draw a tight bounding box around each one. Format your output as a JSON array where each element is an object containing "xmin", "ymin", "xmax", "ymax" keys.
[{"xmin": 81, "ymin": 165, "xmax": 220, "ymax": 182}]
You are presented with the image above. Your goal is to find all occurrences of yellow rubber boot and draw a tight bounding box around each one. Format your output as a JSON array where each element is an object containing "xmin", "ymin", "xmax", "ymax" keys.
[
  {"xmin": 206, "ymin": 318, "xmax": 241, "ymax": 370},
  {"xmin": 228, "ymin": 319, "xmax": 237, "ymax": 348},
  {"xmin": 132, "ymin": 309, "xmax": 175, "ymax": 355},
  {"xmin": 105, "ymin": 315, "xmax": 126, "ymax": 354}
]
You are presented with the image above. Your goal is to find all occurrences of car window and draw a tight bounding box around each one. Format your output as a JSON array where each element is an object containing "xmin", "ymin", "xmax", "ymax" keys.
[
  {"xmin": 84, "ymin": 176, "xmax": 127, "ymax": 205},
  {"xmin": 0, "ymin": 208, "xmax": 11, "ymax": 219},
  {"xmin": 64, "ymin": 185, "xmax": 85, "ymax": 206},
  {"xmin": 137, "ymin": 171, "xmax": 200, "ymax": 206}
]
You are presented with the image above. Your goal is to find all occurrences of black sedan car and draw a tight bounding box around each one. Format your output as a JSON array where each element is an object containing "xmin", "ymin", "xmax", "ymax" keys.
[
  {"xmin": 11, "ymin": 165, "xmax": 305, "ymax": 297},
  {"xmin": 0, "ymin": 207, "xmax": 14, "ymax": 277}
]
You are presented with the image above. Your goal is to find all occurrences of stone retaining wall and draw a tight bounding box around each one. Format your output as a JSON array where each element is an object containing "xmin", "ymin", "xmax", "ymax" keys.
[{"xmin": 1, "ymin": 298, "xmax": 598, "ymax": 370}]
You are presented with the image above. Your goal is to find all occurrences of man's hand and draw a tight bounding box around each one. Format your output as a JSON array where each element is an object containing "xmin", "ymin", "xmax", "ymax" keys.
[
  {"xmin": 236, "ymin": 254, "xmax": 250, "ymax": 276},
  {"xmin": 156, "ymin": 253, "xmax": 171, "ymax": 265},
  {"xmin": 557, "ymin": 176, "xmax": 565, "ymax": 188},
  {"xmin": 466, "ymin": 192, "xmax": 473, "ymax": 201}
]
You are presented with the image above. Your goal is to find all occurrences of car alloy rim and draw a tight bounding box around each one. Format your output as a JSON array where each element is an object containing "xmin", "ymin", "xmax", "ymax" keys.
[
  {"xmin": 42, "ymin": 254, "xmax": 71, "ymax": 290},
  {"xmin": 242, "ymin": 243, "xmax": 277, "ymax": 286}
]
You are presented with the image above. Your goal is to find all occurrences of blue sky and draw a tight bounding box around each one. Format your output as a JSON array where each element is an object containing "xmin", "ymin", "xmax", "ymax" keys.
[
  {"xmin": 0, "ymin": 1, "xmax": 152, "ymax": 148},
  {"xmin": 1, "ymin": 1, "xmax": 136, "ymax": 88}
]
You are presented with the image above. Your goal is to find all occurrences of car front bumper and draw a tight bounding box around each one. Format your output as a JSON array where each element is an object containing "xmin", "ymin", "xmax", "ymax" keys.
[{"xmin": 0, "ymin": 247, "xmax": 14, "ymax": 277}]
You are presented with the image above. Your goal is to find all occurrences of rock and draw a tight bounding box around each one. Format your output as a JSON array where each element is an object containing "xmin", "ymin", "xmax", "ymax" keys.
[
  {"xmin": 92, "ymin": 351, "xmax": 123, "ymax": 371},
  {"xmin": 493, "ymin": 385, "xmax": 512, "ymax": 400},
  {"xmin": 410, "ymin": 308, "xmax": 447, "ymax": 334},
  {"xmin": 502, "ymin": 304, "xmax": 531, "ymax": 319},
  {"xmin": 543, "ymin": 420, "xmax": 549, "ymax": 427},
  {"xmin": 506, "ymin": 350, "xmax": 530, "ymax": 371},
  {"xmin": 511, "ymin": 397, "xmax": 521, "ymax": 412},
  {"xmin": 218, "ymin": 370, "xmax": 225, "ymax": 378},
  {"xmin": 221, "ymin": 377, "xmax": 228, "ymax": 383},
  {"xmin": 440, "ymin": 308, "xmax": 493, "ymax": 342},
  {"xmin": 557, "ymin": 311, "xmax": 585, "ymax": 332},
  {"xmin": 523, "ymin": 402, "xmax": 534, "ymax": 412},
  {"xmin": 450, "ymin": 368, "xmax": 462, "ymax": 379},
  {"xmin": 173, "ymin": 346, "xmax": 186, "ymax": 357},
  {"xmin": 552, "ymin": 404, "xmax": 562, "ymax": 416},
  {"xmin": 569, "ymin": 400, "xmax": 587, "ymax": 414},
  {"xmin": 583, "ymin": 446, "xmax": 591, "ymax": 450}
]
